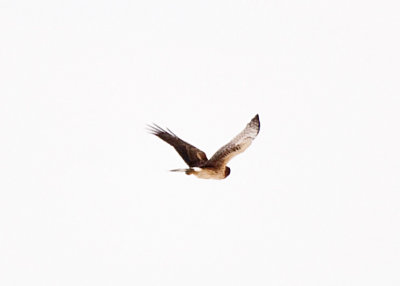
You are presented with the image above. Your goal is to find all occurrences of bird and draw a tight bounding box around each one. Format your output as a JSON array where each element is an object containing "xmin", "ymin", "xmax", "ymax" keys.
[{"xmin": 148, "ymin": 114, "xmax": 260, "ymax": 179}]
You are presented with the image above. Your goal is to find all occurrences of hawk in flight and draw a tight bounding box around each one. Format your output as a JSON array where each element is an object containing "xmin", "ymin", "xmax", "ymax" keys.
[{"xmin": 148, "ymin": 114, "xmax": 260, "ymax": 179}]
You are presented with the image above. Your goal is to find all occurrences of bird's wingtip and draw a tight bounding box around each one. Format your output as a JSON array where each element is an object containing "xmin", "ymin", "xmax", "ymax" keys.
[
  {"xmin": 251, "ymin": 114, "xmax": 260, "ymax": 134},
  {"xmin": 251, "ymin": 114, "xmax": 260, "ymax": 124}
]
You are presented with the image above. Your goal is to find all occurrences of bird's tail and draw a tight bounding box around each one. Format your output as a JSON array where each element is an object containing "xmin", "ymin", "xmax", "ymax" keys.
[{"xmin": 170, "ymin": 168, "xmax": 194, "ymax": 175}]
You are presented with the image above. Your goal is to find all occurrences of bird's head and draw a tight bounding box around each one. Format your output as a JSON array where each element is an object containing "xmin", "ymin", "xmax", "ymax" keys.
[{"xmin": 224, "ymin": 166, "xmax": 231, "ymax": 178}]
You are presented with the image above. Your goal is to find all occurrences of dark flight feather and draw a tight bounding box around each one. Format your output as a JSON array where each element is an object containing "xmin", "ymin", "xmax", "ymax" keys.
[{"xmin": 147, "ymin": 124, "xmax": 208, "ymax": 167}]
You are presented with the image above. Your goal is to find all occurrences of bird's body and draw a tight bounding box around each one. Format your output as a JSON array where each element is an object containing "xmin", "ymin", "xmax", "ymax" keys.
[
  {"xmin": 149, "ymin": 114, "xmax": 260, "ymax": 179},
  {"xmin": 192, "ymin": 168, "xmax": 226, "ymax": 180},
  {"xmin": 171, "ymin": 166, "xmax": 230, "ymax": 180}
]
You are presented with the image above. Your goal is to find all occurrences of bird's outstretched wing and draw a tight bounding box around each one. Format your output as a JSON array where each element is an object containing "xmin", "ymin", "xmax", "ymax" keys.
[
  {"xmin": 148, "ymin": 124, "xmax": 208, "ymax": 167},
  {"xmin": 204, "ymin": 114, "xmax": 260, "ymax": 168}
]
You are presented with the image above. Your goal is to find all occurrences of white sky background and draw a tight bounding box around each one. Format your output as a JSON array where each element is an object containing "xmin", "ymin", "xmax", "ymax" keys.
[{"xmin": 1, "ymin": 0, "xmax": 399, "ymax": 285}]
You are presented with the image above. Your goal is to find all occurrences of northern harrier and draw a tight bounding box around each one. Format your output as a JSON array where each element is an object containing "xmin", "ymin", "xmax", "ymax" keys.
[{"xmin": 148, "ymin": 114, "xmax": 260, "ymax": 179}]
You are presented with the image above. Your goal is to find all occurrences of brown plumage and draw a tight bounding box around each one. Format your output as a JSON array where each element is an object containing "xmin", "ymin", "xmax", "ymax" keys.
[{"xmin": 148, "ymin": 114, "xmax": 260, "ymax": 179}]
